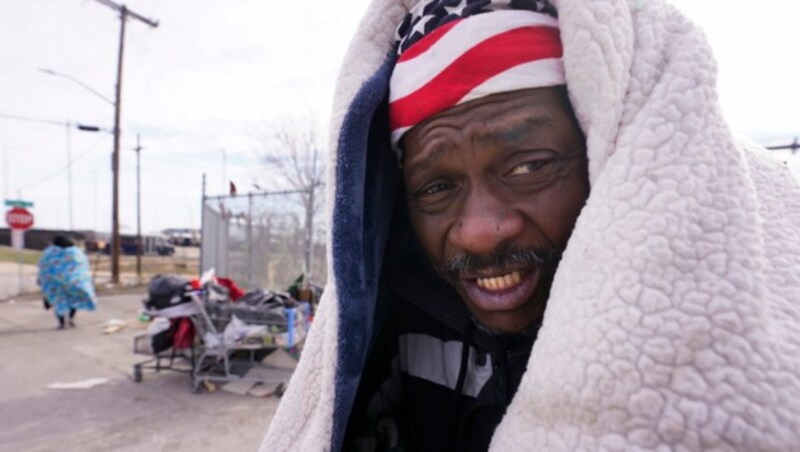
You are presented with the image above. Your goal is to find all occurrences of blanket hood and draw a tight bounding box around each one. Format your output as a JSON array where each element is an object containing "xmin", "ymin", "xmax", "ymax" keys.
[{"xmin": 262, "ymin": 0, "xmax": 800, "ymax": 450}]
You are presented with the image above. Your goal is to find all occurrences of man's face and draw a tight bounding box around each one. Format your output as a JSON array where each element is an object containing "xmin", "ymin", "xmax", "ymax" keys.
[{"xmin": 402, "ymin": 87, "xmax": 590, "ymax": 333}]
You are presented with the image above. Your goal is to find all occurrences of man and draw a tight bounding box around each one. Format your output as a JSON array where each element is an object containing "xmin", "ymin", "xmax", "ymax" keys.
[{"xmin": 263, "ymin": 0, "xmax": 800, "ymax": 450}]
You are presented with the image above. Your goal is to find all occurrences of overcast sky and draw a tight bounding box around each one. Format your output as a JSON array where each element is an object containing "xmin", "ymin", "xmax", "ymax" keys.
[{"xmin": 1, "ymin": 0, "xmax": 798, "ymax": 234}]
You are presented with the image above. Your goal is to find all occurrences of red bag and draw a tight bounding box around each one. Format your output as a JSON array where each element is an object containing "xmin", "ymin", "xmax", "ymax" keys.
[
  {"xmin": 216, "ymin": 277, "xmax": 245, "ymax": 301},
  {"xmin": 172, "ymin": 317, "xmax": 195, "ymax": 349}
]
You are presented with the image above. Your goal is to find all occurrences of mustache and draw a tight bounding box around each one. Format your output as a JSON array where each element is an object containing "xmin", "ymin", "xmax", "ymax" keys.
[{"xmin": 441, "ymin": 245, "xmax": 562, "ymax": 282}]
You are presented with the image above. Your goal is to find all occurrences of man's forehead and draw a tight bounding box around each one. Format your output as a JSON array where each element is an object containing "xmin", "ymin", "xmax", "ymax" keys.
[
  {"xmin": 415, "ymin": 111, "xmax": 557, "ymax": 148},
  {"xmin": 403, "ymin": 100, "xmax": 563, "ymax": 172},
  {"xmin": 405, "ymin": 89, "xmax": 565, "ymax": 149}
]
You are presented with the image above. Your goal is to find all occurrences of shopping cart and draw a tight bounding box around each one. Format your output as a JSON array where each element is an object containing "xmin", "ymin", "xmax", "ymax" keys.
[
  {"xmin": 132, "ymin": 301, "xmax": 200, "ymax": 383},
  {"xmin": 131, "ymin": 272, "xmax": 229, "ymax": 385},
  {"xmin": 188, "ymin": 281, "xmax": 310, "ymax": 393}
]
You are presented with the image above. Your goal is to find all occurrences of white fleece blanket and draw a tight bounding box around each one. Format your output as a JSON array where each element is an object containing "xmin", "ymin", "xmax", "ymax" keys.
[{"xmin": 262, "ymin": 0, "xmax": 800, "ymax": 450}]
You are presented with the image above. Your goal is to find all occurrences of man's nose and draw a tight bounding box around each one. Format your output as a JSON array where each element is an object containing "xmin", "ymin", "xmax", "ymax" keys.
[{"xmin": 448, "ymin": 188, "xmax": 524, "ymax": 256}]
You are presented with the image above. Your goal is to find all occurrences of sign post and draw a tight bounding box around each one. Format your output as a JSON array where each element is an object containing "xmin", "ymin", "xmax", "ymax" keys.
[{"xmin": 5, "ymin": 200, "xmax": 34, "ymax": 298}]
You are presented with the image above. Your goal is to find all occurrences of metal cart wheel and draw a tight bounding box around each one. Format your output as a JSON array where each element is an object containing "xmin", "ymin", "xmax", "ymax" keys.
[{"xmin": 133, "ymin": 364, "xmax": 143, "ymax": 383}]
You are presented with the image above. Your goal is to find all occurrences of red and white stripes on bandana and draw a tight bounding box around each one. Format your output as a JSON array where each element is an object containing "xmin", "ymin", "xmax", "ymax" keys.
[{"xmin": 389, "ymin": 10, "xmax": 565, "ymax": 151}]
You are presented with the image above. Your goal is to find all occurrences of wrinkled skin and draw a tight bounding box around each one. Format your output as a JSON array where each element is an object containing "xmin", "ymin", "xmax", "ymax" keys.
[{"xmin": 403, "ymin": 87, "xmax": 590, "ymax": 333}]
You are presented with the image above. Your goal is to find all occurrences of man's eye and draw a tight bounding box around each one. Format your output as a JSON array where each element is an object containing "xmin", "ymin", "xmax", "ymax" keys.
[
  {"xmin": 503, "ymin": 151, "xmax": 562, "ymax": 190},
  {"xmin": 418, "ymin": 182, "xmax": 451, "ymax": 197},
  {"xmin": 508, "ymin": 160, "xmax": 549, "ymax": 176},
  {"xmin": 508, "ymin": 157, "xmax": 557, "ymax": 176}
]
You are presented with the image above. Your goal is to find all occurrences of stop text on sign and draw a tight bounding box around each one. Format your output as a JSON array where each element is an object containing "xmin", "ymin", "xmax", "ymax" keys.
[{"xmin": 5, "ymin": 207, "xmax": 34, "ymax": 231}]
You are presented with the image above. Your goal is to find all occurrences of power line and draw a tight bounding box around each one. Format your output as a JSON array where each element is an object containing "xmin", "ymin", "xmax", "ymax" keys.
[
  {"xmin": 0, "ymin": 112, "xmax": 65, "ymax": 127},
  {"xmin": 0, "ymin": 111, "xmax": 109, "ymax": 132},
  {"xmin": 19, "ymin": 134, "xmax": 106, "ymax": 191}
]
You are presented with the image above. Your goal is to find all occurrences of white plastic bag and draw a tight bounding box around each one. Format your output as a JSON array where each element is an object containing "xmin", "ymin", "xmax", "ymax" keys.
[
  {"xmin": 147, "ymin": 317, "xmax": 171, "ymax": 336},
  {"xmin": 223, "ymin": 315, "xmax": 266, "ymax": 346}
]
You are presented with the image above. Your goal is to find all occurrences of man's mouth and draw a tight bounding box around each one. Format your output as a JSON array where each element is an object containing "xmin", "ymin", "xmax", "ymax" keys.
[
  {"xmin": 475, "ymin": 270, "xmax": 522, "ymax": 290},
  {"xmin": 441, "ymin": 245, "xmax": 561, "ymax": 316},
  {"xmin": 462, "ymin": 268, "xmax": 542, "ymax": 312}
]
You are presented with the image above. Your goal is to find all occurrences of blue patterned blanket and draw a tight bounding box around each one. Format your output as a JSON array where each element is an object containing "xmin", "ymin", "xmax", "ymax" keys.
[{"xmin": 38, "ymin": 245, "xmax": 97, "ymax": 316}]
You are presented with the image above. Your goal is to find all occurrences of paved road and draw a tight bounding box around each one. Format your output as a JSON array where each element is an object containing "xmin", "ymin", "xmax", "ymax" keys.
[{"xmin": 0, "ymin": 291, "xmax": 283, "ymax": 451}]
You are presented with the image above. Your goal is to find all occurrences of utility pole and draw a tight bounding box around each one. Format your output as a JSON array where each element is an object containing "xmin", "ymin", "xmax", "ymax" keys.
[
  {"xmin": 2, "ymin": 147, "xmax": 9, "ymax": 201},
  {"xmin": 65, "ymin": 121, "xmax": 74, "ymax": 231},
  {"xmin": 93, "ymin": 0, "xmax": 158, "ymax": 284},
  {"xmin": 304, "ymin": 182, "xmax": 316, "ymax": 283},
  {"xmin": 134, "ymin": 134, "xmax": 142, "ymax": 281},
  {"xmin": 199, "ymin": 173, "xmax": 206, "ymax": 277}
]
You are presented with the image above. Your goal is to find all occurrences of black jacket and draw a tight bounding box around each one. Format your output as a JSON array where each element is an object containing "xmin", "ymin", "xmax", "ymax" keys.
[{"xmin": 344, "ymin": 234, "xmax": 540, "ymax": 452}]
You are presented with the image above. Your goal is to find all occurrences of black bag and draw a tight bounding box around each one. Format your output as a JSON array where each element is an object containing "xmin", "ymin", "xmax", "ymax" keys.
[
  {"xmin": 43, "ymin": 297, "xmax": 51, "ymax": 310},
  {"xmin": 145, "ymin": 275, "xmax": 192, "ymax": 311},
  {"xmin": 151, "ymin": 320, "xmax": 178, "ymax": 354}
]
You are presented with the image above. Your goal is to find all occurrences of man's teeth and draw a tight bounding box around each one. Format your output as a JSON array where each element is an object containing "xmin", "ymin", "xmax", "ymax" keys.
[{"xmin": 476, "ymin": 271, "xmax": 522, "ymax": 290}]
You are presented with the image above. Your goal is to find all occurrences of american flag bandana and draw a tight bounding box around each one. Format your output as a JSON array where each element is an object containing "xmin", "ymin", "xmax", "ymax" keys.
[{"xmin": 389, "ymin": 0, "xmax": 564, "ymax": 153}]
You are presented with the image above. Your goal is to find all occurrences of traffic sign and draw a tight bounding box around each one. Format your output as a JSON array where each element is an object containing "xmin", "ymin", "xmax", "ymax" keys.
[
  {"xmin": 6, "ymin": 207, "xmax": 34, "ymax": 231},
  {"xmin": 4, "ymin": 199, "xmax": 34, "ymax": 208}
]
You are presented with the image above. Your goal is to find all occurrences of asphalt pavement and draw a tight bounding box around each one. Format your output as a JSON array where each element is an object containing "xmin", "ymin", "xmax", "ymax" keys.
[{"xmin": 0, "ymin": 290, "xmax": 285, "ymax": 451}]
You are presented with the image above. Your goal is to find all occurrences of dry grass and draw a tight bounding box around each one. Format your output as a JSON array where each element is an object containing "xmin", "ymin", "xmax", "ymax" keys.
[
  {"xmin": 0, "ymin": 245, "xmax": 199, "ymax": 278},
  {"xmin": 0, "ymin": 246, "xmax": 43, "ymax": 266},
  {"xmin": 88, "ymin": 250, "xmax": 200, "ymax": 278}
]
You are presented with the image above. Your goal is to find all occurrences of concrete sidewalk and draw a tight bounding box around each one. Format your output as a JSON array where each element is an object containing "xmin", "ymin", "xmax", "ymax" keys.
[
  {"xmin": 0, "ymin": 291, "xmax": 283, "ymax": 451},
  {"xmin": 0, "ymin": 262, "xmax": 38, "ymax": 300}
]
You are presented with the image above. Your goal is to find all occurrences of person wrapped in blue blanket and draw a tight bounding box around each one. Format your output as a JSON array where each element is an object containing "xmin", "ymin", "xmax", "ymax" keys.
[{"xmin": 37, "ymin": 235, "xmax": 97, "ymax": 329}]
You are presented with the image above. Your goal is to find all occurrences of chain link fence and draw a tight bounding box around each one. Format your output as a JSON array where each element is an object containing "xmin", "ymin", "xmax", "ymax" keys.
[{"xmin": 200, "ymin": 189, "xmax": 326, "ymax": 291}]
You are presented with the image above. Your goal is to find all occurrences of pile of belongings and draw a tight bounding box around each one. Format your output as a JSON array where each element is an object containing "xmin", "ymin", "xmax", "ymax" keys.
[
  {"xmin": 144, "ymin": 274, "xmax": 247, "ymax": 351},
  {"xmin": 203, "ymin": 288, "xmax": 306, "ymax": 349},
  {"xmin": 207, "ymin": 288, "xmax": 298, "ymax": 327}
]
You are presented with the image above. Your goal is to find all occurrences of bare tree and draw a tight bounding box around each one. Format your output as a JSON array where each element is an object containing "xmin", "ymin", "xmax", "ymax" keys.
[{"xmin": 250, "ymin": 118, "xmax": 325, "ymax": 282}]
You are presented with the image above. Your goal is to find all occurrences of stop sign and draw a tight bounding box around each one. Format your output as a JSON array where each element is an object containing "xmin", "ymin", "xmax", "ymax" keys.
[{"xmin": 6, "ymin": 207, "xmax": 34, "ymax": 231}]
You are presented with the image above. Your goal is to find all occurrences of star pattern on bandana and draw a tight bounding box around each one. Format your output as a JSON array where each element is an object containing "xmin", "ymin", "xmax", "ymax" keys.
[
  {"xmin": 396, "ymin": 0, "xmax": 557, "ymax": 55},
  {"xmin": 443, "ymin": 0, "xmax": 468, "ymax": 16},
  {"xmin": 410, "ymin": 13, "xmax": 435, "ymax": 37}
]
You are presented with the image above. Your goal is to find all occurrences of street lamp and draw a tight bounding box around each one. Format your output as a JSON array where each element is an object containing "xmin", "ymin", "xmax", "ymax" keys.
[{"xmin": 37, "ymin": 68, "xmax": 114, "ymax": 106}]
